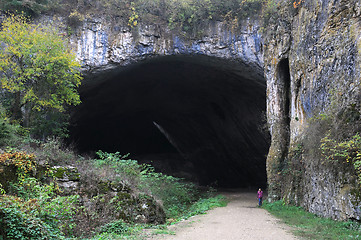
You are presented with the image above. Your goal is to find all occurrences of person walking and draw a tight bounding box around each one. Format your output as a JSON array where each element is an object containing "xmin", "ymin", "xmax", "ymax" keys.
[{"xmin": 257, "ymin": 188, "xmax": 263, "ymax": 207}]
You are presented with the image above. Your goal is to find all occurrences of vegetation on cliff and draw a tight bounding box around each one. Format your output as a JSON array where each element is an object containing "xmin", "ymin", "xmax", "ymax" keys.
[
  {"xmin": 0, "ymin": 0, "xmax": 281, "ymax": 33},
  {"xmin": 0, "ymin": 0, "xmax": 306, "ymax": 39},
  {"xmin": 1, "ymin": 0, "xmax": 263, "ymax": 25}
]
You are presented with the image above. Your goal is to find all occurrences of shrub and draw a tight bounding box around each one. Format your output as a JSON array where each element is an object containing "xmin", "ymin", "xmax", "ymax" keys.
[
  {"xmin": 140, "ymin": 165, "xmax": 197, "ymax": 218},
  {"xmin": 321, "ymin": 133, "xmax": 361, "ymax": 182},
  {"xmin": 0, "ymin": 150, "xmax": 79, "ymax": 239},
  {"xmin": 0, "ymin": 104, "xmax": 23, "ymax": 147},
  {"xmin": 0, "ymin": 183, "xmax": 78, "ymax": 239},
  {"xmin": 33, "ymin": 137, "xmax": 77, "ymax": 166},
  {"xmin": 28, "ymin": 111, "xmax": 70, "ymax": 140},
  {"xmin": 0, "ymin": 201, "xmax": 60, "ymax": 240},
  {"xmin": 99, "ymin": 219, "xmax": 129, "ymax": 235},
  {"xmin": 0, "ymin": 117, "xmax": 22, "ymax": 147},
  {"xmin": 94, "ymin": 151, "xmax": 201, "ymax": 218},
  {"xmin": 0, "ymin": 151, "xmax": 37, "ymax": 181}
]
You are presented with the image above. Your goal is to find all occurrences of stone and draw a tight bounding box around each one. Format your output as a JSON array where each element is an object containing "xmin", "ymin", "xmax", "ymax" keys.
[
  {"xmin": 52, "ymin": 166, "xmax": 80, "ymax": 182},
  {"xmin": 52, "ymin": 166, "xmax": 80, "ymax": 194},
  {"xmin": 263, "ymin": 0, "xmax": 361, "ymax": 220}
]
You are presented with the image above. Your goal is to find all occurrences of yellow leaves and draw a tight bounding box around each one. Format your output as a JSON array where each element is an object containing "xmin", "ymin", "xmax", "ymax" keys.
[
  {"xmin": 321, "ymin": 133, "xmax": 361, "ymax": 183},
  {"xmin": 128, "ymin": 3, "xmax": 139, "ymax": 27},
  {"xmin": 0, "ymin": 14, "xmax": 83, "ymax": 117}
]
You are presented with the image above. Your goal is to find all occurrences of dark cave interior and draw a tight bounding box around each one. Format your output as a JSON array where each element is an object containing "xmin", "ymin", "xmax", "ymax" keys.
[{"xmin": 69, "ymin": 55, "xmax": 270, "ymax": 188}]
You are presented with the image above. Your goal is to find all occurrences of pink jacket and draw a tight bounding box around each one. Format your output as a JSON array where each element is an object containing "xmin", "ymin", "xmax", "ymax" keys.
[{"xmin": 257, "ymin": 191, "xmax": 263, "ymax": 198}]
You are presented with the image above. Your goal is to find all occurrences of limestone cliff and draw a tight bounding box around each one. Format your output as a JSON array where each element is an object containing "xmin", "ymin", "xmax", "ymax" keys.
[
  {"xmin": 68, "ymin": 18, "xmax": 263, "ymax": 78},
  {"xmin": 264, "ymin": 0, "xmax": 361, "ymax": 220}
]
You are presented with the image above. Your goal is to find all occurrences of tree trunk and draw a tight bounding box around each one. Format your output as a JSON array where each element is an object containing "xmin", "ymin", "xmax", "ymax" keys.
[{"xmin": 11, "ymin": 92, "xmax": 23, "ymax": 124}]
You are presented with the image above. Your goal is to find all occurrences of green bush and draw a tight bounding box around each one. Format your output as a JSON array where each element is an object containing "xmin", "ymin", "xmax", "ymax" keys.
[
  {"xmin": 94, "ymin": 150, "xmax": 199, "ymax": 218},
  {"xmin": 99, "ymin": 219, "xmax": 129, "ymax": 235},
  {"xmin": 0, "ymin": 150, "xmax": 79, "ymax": 239},
  {"xmin": 28, "ymin": 110, "xmax": 70, "ymax": 140},
  {"xmin": 12, "ymin": 177, "xmax": 80, "ymax": 235},
  {"xmin": 0, "ymin": 117, "xmax": 21, "ymax": 147},
  {"xmin": 0, "ymin": 203, "xmax": 60, "ymax": 240},
  {"xmin": 0, "ymin": 104, "xmax": 23, "ymax": 147},
  {"xmin": 140, "ymin": 167, "xmax": 197, "ymax": 218},
  {"xmin": 321, "ymin": 133, "xmax": 361, "ymax": 183},
  {"xmin": 262, "ymin": 0, "xmax": 278, "ymax": 26}
]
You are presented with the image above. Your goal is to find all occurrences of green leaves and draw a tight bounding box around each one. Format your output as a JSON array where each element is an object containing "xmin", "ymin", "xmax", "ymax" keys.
[
  {"xmin": 94, "ymin": 151, "xmax": 199, "ymax": 218},
  {"xmin": 0, "ymin": 167, "xmax": 78, "ymax": 239},
  {"xmin": 321, "ymin": 133, "xmax": 361, "ymax": 182},
  {"xmin": 99, "ymin": 219, "xmax": 129, "ymax": 235}
]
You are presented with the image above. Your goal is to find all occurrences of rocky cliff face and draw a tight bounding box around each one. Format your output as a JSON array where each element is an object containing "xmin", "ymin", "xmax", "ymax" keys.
[
  {"xmin": 264, "ymin": 0, "xmax": 361, "ymax": 220},
  {"xmin": 70, "ymin": 19, "xmax": 263, "ymax": 76}
]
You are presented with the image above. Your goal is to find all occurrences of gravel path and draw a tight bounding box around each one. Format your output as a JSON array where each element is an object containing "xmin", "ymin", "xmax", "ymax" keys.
[{"xmin": 146, "ymin": 189, "xmax": 299, "ymax": 240}]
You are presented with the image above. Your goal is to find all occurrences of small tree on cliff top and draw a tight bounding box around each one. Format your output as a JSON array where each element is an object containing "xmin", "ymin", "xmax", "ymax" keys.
[{"xmin": 0, "ymin": 14, "xmax": 82, "ymax": 127}]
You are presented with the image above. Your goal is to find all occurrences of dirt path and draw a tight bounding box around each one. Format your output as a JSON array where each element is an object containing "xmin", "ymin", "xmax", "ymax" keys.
[{"xmin": 146, "ymin": 189, "xmax": 299, "ymax": 240}]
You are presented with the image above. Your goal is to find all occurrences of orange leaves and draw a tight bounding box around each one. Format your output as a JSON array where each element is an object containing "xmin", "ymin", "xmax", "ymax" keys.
[
  {"xmin": 0, "ymin": 151, "xmax": 36, "ymax": 175},
  {"xmin": 293, "ymin": 0, "xmax": 304, "ymax": 8}
]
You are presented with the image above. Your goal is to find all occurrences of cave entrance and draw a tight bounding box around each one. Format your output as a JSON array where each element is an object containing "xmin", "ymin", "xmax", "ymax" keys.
[{"xmin": 69, "ymin": 55, "xmax": 270, "ymax": 188}]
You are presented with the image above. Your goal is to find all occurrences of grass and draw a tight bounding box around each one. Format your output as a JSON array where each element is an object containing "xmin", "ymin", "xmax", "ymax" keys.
[
  {"xmin": 263, "ymin": 200, "xmax": 361, "ymax": 240},
  {"xmin": 85, "ymin": 224, "xmax": 146, "ymax": 240}
]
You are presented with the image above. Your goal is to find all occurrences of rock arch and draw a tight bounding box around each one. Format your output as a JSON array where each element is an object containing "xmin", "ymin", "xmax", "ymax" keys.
[{"xmin": 69, "ymin": 19, "xmax": 269, "ymax": 188}]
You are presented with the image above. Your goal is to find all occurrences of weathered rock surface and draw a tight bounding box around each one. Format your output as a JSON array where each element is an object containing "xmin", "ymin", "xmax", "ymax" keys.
[
  {"xmin": 70, "ymin": 19, "xmax": 263, "ymax": 78},
  {"xmin": 264, "ymin": 0, "xmax": 361, "ymax": 220},
  {"xmin": 52, "ymin": 165, "xmax": 80, "ymax": 194}
]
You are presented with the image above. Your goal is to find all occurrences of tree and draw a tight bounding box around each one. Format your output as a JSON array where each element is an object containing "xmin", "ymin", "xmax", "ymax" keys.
[{"xmin": 0, "ymin": 14, "xmax": 82, "ymax": 129}]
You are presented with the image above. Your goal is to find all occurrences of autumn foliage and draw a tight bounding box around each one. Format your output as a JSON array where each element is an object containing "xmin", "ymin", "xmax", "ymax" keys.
[
  {"xmin": 0, "ymin": 14, "xmax": 82, "ymax": 126},
  {"xmin": 0, "ymin": 151, "xmax": 36, "ymax": 176}
]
